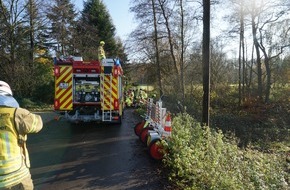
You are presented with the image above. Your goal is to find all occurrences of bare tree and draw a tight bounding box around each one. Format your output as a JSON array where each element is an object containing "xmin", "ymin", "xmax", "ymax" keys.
[
  {"xmin": 226, "ymin": 0, "xmax": 290, "ymax": 103},
  {"xmin": 128, "ymin": 0, "xmax": 161, "ymax": 90},
  {"xmin": 157, "ymin": 0, "xmax": 181, "ymax": 95},
  {"xmin": 0, "ymin": 0, "xmax": 33, "ymax": 93},
  {"xmin": 249, "ymin": 0, "xmax": 290, "ymax": 102},
  {"xmin": 47, "ymin": 0, "xmax": 78, "ymax": 56},
  {"xmin": 0, "ymin": 0, "xmax": 50, "ymax": 96}
]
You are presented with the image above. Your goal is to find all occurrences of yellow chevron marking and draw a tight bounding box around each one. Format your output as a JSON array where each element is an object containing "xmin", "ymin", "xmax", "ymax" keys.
[
  {"xmin": 59, "ymin": 80, "xmax": 73, "ymax": 109},
  {"xmin": 55, "ymin": 66, "xmax": 73, "ymax": 110},
  {"xmin": 56, "ymin": 67, "xmax": 72, "ymax": 84},
  {"xmin": 100, "ymin": 71, "xmax": 120, "ymax": 110}
]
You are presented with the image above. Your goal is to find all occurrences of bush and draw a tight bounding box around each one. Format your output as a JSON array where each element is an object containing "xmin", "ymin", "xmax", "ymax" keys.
[
  {"xmin": 19, "ymin": 98, "xmax": 37, "ymax": 108},
  {"xmin": 163, "ymin": 113, "xmax": 288, "ymax": 190},
  {"xmin": 17, "ymin": 98, "xmax": 52, "ymax": 111},
  {"xmin": 32, "ymin": 80, "xmax": 54, "ymax": 104}
]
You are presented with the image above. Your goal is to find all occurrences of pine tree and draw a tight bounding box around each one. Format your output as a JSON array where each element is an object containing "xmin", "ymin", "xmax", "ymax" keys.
[{"xmin": 80, "ymin": 0, "xmax": 117, "ymax": 58}]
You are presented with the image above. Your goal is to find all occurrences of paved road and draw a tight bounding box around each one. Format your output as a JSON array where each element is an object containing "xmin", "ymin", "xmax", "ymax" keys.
[{"xmin": 28, "ymin": 109, "xmax": 169, "ymax": 190}]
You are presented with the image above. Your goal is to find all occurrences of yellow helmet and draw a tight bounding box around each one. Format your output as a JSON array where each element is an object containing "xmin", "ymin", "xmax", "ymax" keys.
[{"xmin": 100, "ymin": 41, "xmax": 105, "ymax": 45}]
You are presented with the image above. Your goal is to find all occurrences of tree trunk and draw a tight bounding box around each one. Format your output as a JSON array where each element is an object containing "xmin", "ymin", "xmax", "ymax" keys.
[
  {"xmin": 151, "ymin": 0, "xmax": 163, "ymax": 97},
  {"xmin": 248, "ymin": 43, "xmax": 254, "ymax": 90},
  {"xmin": 238, "ymin": 31, "xmax": 242, "ymax": 106},
  {"xmin": 264, "ymin": 58, "xmax": 271, "ymax": 103},
  {"xmin": 251, "ymin": 17, "xmax": 263, "ymax": 101},
  {"xmin": 238, "ymin": 1, "xmax": 245, "ymax": 106},
  {"xmin": 202, "ymin": 0, "xmax": 210, "ymax": 126},
  {"xmin": 241, "ymin": 22, "xmax": 246, "ymax": 103},
  {"xmin": 180, "ymin": 0, "xmax": 185, "ymax": 101},
  {"xmin": 29, "ymin": 0, "xmax": 35, "ymax": 65}
]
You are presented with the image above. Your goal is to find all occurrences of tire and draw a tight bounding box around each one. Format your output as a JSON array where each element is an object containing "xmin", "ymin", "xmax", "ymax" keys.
[
  {"xmin": 148, "ymin": 139, "xmax": 164, "ymax": 160},
  {"xmin": 134, "ymin": 121, "xmax": 145, "ymax": 136}
]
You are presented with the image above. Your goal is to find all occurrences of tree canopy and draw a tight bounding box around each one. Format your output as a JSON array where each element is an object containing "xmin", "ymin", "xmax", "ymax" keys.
[{"xmin": 0, "ymin": 0, "xmax": 127, "ymax": 101}]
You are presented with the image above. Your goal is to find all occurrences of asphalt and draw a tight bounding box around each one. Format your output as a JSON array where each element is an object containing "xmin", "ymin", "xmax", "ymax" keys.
[{"xmin": 29, "ymin": 109, "xmax": 170, "ymax": 190}]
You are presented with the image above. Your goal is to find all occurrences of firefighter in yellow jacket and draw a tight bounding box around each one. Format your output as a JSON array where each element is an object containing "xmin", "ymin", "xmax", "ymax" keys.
[
  {"xmin": 0, "ymin": 81, "xmax": 43, "ymax": 190},
  {"xmin": 98, "ymin": 41, "xmax": 106, "ymax": 61}
]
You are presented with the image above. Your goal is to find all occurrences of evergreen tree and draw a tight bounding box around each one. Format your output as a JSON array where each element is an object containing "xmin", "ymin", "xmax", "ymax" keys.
[{"xmin": 80, "ymin": 0, "xmax": 117, "ymax": 58}]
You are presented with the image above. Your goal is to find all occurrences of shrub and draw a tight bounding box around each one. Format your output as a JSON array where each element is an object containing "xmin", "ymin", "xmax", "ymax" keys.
[
  {"xmin": 163, "ymin": 113, "xmax": 288, "ymax": 190},
  {"xmin": 18, "ymin": 98, "xmax": 37, "ymax": 108},
  {"xmin": 17, "ymin": 98, "xmax": 52, "ymax": 111}
]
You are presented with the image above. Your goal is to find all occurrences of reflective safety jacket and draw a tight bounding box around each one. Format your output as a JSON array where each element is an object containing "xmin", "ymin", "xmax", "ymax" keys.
[
  {"xmin": 98, "ymin": 46, "xmax": 106, "ymax": 60},
  {"xmin": 0, "ymin": 107, "xmax": 43, "ymax": 188}
]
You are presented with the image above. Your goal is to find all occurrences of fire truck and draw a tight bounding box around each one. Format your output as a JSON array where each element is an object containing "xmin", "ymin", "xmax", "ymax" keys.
[{"xmin": 53, "ymin": 56, "xmax": 124, "ymax": 124}]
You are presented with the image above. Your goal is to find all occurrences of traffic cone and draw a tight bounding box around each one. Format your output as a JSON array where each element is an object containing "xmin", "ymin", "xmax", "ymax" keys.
[{"xmin": 164, "ymin": 112, "xmax": 172, "ymax": 136}]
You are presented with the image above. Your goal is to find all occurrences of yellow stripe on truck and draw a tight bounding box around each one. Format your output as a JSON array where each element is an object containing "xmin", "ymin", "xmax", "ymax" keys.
[
  {"xmin": 102, "ymin": 75, "xmax": 118, "ymax": 110},
  {"xmin": 100, "ymin": 66, "xmax": 120, "ymax": 111},
  {"xmin": 55, "ymin": 66, "xmax": 73, "ymax": 110}
]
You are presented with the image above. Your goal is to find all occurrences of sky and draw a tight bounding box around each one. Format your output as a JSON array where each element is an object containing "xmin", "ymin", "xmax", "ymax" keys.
[{"xmin": 74, "ymin": 0, "xmax": 135, "ymax": 41}]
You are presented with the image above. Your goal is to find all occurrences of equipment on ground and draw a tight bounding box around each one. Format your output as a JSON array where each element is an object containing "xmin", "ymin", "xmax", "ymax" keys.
[
  {"xmin": 134, "ymin": 98, "xmax": 171, "ymax": 160},
  {"xmin": 53, "ymin": 56, "xmax": 124, "ymax": 124}
]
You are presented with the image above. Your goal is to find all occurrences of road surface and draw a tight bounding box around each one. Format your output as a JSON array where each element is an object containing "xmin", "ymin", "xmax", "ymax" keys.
[{"xmin": 28, "ymin": 109, "xmax": 170, "ymax": 190}]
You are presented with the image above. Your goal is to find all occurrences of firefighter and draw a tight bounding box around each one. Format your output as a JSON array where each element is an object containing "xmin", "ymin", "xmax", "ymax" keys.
[
  {"xmin": 98, "ymin": 41, "xmax": 106, "ymax": 61},
  {"xmin": 0, "ymin": 81, "xmax": 43, "ymax": 190},
  {"xmin": 139, "ymin": 89, "xmax": 148, "ymax": 105},
  {"xmin": 129, "ymin": 89, "xmax": 135, "ymax": 104},
  {"xmin": 125, "ymin": 89, "xmax": 134, "ymax": 107},
  {"xmin": 125, "ymin": 95, "xmax": 132, "ymax": 107}
]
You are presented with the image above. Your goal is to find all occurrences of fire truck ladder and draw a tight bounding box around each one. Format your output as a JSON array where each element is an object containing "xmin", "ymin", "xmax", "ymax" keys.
[{"xmin": 101, "ymin": 73, "xmax": 113, "ymax": 122}]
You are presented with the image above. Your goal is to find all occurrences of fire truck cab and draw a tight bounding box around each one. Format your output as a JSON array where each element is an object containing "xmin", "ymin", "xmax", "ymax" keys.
[{"xmin": 53, "ymin": 56, "xmax": 123, "ymax": 124}]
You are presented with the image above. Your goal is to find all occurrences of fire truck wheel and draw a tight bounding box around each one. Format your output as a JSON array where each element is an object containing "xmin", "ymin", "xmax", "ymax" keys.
[
  {"xmin": 149, "ymin": 139, "xmax": 164, "ymax": 160},
  {"xmin": 134, "ymin": 121, "xmax": 145, "ymax": 136},
  {"xmin": 139, "ymin": 127, "xmax": 151, "ymax": 144}
]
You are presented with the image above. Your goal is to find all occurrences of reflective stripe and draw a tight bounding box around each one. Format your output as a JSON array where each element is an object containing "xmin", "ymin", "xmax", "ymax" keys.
[
  {"xmin": 0, "ymin": 108, "xmax": 23, "ymax": 175},
  {"xmin": 0, "ymin": 155, "xmax": 21, "ymax": 165},
  {"xmin": 4, "ymin": 133, "xmax": 10, "ymax": 157},
  {"xmin": 0, "ymin": 165, "xmax": 29, "ymax": 188},
  {"xmin": 0, "ymin": 133, "xmax": 9, "ymax": 158},
  {"xmin": 0, "ymin": 155, "xmax": 22, "ymax": 174}
]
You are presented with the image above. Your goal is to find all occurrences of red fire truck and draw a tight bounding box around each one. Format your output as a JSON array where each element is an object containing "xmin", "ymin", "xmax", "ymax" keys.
[{"xmin": 53, "ymin": 56, "xmax": 124, "ymax": 124}]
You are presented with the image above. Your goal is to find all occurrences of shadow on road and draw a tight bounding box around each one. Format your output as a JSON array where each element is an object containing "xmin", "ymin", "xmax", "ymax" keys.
[{"xmin": 29, "ymin": 109, "xmax": 168, "ymax": 190}]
